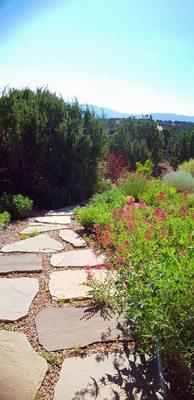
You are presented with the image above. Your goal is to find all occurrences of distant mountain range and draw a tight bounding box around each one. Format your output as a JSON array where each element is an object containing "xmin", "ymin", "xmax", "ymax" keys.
[{"xmin": 81, "ymin": 104, "xmax": 194, "ymax": 122}]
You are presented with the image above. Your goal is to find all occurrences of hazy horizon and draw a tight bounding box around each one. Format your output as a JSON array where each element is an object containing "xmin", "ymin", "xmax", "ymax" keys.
[{"xmin": 1, "ymin": 0, "xmax": 194, "ymax": 115}]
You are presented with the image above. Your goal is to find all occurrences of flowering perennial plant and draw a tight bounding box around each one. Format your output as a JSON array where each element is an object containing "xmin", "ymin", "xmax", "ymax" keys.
[{"xmin": 91, "ymin": 185, "xmax": 194, "ymax": 395}]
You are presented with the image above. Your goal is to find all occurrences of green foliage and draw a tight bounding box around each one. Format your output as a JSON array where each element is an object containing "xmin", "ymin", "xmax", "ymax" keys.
[
  {"xmin": 91, "ymin": 183, "xmax": 193, "ymax": 394},
  {"xmin": 163, "ymin": 127, "xmax": 194, "ymax": 167},
  {"xmin": 76, "ymin": 174, "xmax": 150, "ymax": 228},
  {"xmin": 91, "ymin": 187, "xmax": 126, "ymax": 209},
  {"xmin": 118, "ymin": 173, "xmax": 149, "ymax": 200},
  {"xmin": 94, "ymin": 178, "xmax": 112, "ymax": 194},
  {"xmin": 0, "ymin": 211, "xmax": 10, "ymax": 230},
  {"xmin": 110, "ymin": 118, "xmax": 164, "ymax": 165},
  {"xmin": 109, "ymin": 118, "xmax": 194, "ymax": 168},
  {"xmin": 178, "ymin": 158, "xmax": 194, "ymax": 177},
  {"xmin": 75, "ymin": 204, "xmax": 112, "ymax": 229},
  {"xmin": 0, "ymin": 88, "xmax": 108, "ymax": 207},
  {"xmin": 11, "ymin": 194, "xmax": 33, "ymax": 219},
  {"xmin": 135, "ymin": 159, "xmax": 154, "ymax": 176},
  {"xmin": 1, "ymin": 193, "xmax": 33, "ymax": 219},
  {"xmin": 163, "ymin": 171, "xmax": 194, "ymax": 193},
  {"xmin": 20, "ymin": 231, "xmax": 39, "ymax": 240},
  {"xmin": 141, "ymin": 179, "xmax": 178, "ymax": 206},
  {"xmin": 84, "ymin": 271, "xmax": 115, "ymax": 308}
]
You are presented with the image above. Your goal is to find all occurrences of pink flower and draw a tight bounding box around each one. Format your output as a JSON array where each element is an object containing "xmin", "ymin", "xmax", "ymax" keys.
[
  {"xmin": 153, "ymin": 208, "xmax": 167, "ymax": 221},
  {"xmin": 86, "ymin": 270, "xmax": 94, "ymax": 281},
  {"xmin": 157, "ymin": 191, "xmax": 166, "ymax": 201},
  {"xmin": 159, "ymin": 229, "xmax": 168, "ymax": 238},
  {"xmin": 126, "ymin": 196, "xmax": 135, "ymax": 206},
  {"xmin": 139, "ymin": 200, "xmax": 147, "ymax": 208},
  {"xmin": 182, "ymin": 191, "xmax": 189, "ymax": 198},
  {"xmin": 94, "ymin": 224, "xmax": 101, "ymax": 235},
  {"xmin": 169, "ymin": 206, "xmax": 175, "ymax": 215},
  {"xmin": 145, "ymin": 232, "xmax": 153, "ymax": 241},
  {"xmin": 180, "ymin": 205, "xmax": 187, "ymax": 219},
  {"xmin": 116, "ymin": 257, "xmax": 124, "ymax": 264}
]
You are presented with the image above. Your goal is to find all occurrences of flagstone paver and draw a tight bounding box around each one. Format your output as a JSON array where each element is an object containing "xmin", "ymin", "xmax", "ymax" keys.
[
  {"xmin": 49, "ymin": 269, "xmax": 110, "ymax": 300},
  {"xmin": 0, "ymin": 278, "xmax": 39, "ymax": 321},
  {"xmin": 53, "ymin": 353, "xmax": 174, "ymax": 400},
  {"xmin": 46, "ymin": 208, "xmax": 74, "ymax": 216},
  {"xmin": 1, "ymin": 233, "xmax": 64, "ymax": 253},
  {"xmin": 59, "ymin": 229, "xmax": 86, "ymax": 247},
  {"xmin": 0, "ymin": 330, "xmax": 48, "ymax": 400},
  {"xmin": 20, "ymin": 224, "xmax": 67, "ymax": 234},
  {"xmin": 47, "ymin": 204, "xmax": 79, "ymax": 215},
  {"xmin": 51, "ymin": 249, "xmax": 105, "ymax": 268},
  {"xmin": 0, "ymin": 254, "xmax": 42, "ymax": 274},
  {"xmin": 36, "ymin": 306, "xmax": 130, "ymax": 351},
  {"xmin": 36, "ymin": 216, "xmax": 71, "ymax": 225}
]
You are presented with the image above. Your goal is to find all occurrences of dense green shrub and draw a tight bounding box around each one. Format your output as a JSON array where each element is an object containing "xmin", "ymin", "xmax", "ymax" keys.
[
  {"xmin": 0, "ymin": 193, "xmax": 33, "ymax": 219},
  {"xmin": 135, "ymin": 158, "xmax": 154, "ymax": 176},
  {"xmin": 163, "ymin": 171, "xmax": 194, "ymax": 193},
  {"xmin": 118, "ymin": 173, "xmax": 149, "ymax": 199},
  {"xmin": 0, "ymin": 211, "xmax": 10, "ymax": 230},
  {"xmin": 0, "ymin": 88, "xmax": 108, "ymax": 207},
  {"xmin": 178, "ymin": 158, "xmax": 194, "ymax": 177},
  {"xmin": 75, "ymin": 204, "xmax": 112, "ymax": 229},
  {"xmin": 91, "ymin": 187, "xmax": 126, "ymax": 209},
  {"xmin": 94, "ymin": 178, "xmax": 112, "ymax": 194}
]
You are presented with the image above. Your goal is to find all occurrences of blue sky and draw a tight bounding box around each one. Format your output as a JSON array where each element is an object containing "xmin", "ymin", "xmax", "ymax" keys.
[{"xmin": 1, "ymin": 0, "xmax": 194, "ymax": 114}]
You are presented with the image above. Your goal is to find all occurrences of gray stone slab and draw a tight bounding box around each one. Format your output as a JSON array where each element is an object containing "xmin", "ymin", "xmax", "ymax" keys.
[
  {"xmin": 0, "ymin": 254, "xmax": 42, "ymax": 274},
  {"xmin": 20, "ymin": 224, "xmax": 66, "ymax": 234},
  {"xmin": 1, "ymin": 234, "xmax": 64, "ymax": 253},
  {"xmin": 59, "ymin": 229, "xmax": 86, "ymax": 247},
  {"xmin": 36, "ymin": 216, "xmax": 71, "ymax": 224},
  {"xmin": 54, "ymin": 353, "xmax": 175, "ymax": 400},
  {"xmin": 0, "ymin": 330, "xmax": 48, "ymax": 400},
  {"xmin": 51, "ymin": 249, "xmax": 105, "ymax": 268},
  {"xmin": 49, "ymin": 269, "xmax": 110, "ymax": 300},
  {"xmin": 46, "ymin": 209, "xmax": 74, "ymax": 216},
  {"xmin": 36, "ymin": 306, "xmax": 130, "ymax": 351},
  {"xmin": 0, "ymin": 278, "xmax": 39, "ymax": 321}
]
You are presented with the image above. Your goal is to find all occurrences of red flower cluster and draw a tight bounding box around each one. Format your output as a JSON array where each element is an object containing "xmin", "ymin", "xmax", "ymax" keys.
[
  {"xmin": 153, "ymin": 208, "xmax": 167, "ymax": 221},
  {"xmin": 84, "ymin": 267, "xmax": 94, "ymax": 281},
  {"xmin": 116, "ymin": 257, "xmax": 124, "ymax": 264},
  {"xmin": 180, "ymin": 205, "xmax": 187, "ymax": 218},
  {"xmin": 182, "ymin": 190, "xmax": 190, "ymax": 198},
  {"xmin": 159, "ymin": 229, "xmax": 168, "ymax": 238},
  {"xmin": 145, "ymin": 232, "xmax": 153, "ymax": 240},
  {"xmin": 139, "ymin": 200, "xmax": 147, "ymax": 208},
  {"xmin": 169, "ymin": 206, "xmax": 175, "ymax": 215},
  {"xmin": 157, "ymin": 190, "xmax": 166, "ymax": 201}
]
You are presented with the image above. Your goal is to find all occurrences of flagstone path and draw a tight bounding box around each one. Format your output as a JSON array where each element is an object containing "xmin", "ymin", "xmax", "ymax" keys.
[
  {"xmin": 0, "ymin": 206, "xmax": 173, "ymax": 400},
  {"xmin": 0, "ymin": 254, "xmax": 42, "ymax": 273},
  {"xmin": 59, "ymin": 229, "xmax": 86, "ymax": 247},
  {"xmin": 36, "ymin": 215, "xmax": 71, "ymax": 225},
  {"xmin": 1, "ymin": 233, "xmax": 64, "ymax": 253},
  {"xmin": 51, "ymin": 248, "xmax": 105, "ymax": 267},
  {"xmin": 48, "ymin": 269, "xmax": 109, "ymax": 300},
  {"xmin": 0, "ymin": 330, "xmax": 48, "ymax": 400},
  {"xmin": 0, "ymin": 278, "xmax": 39, "ymax": 321}
]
